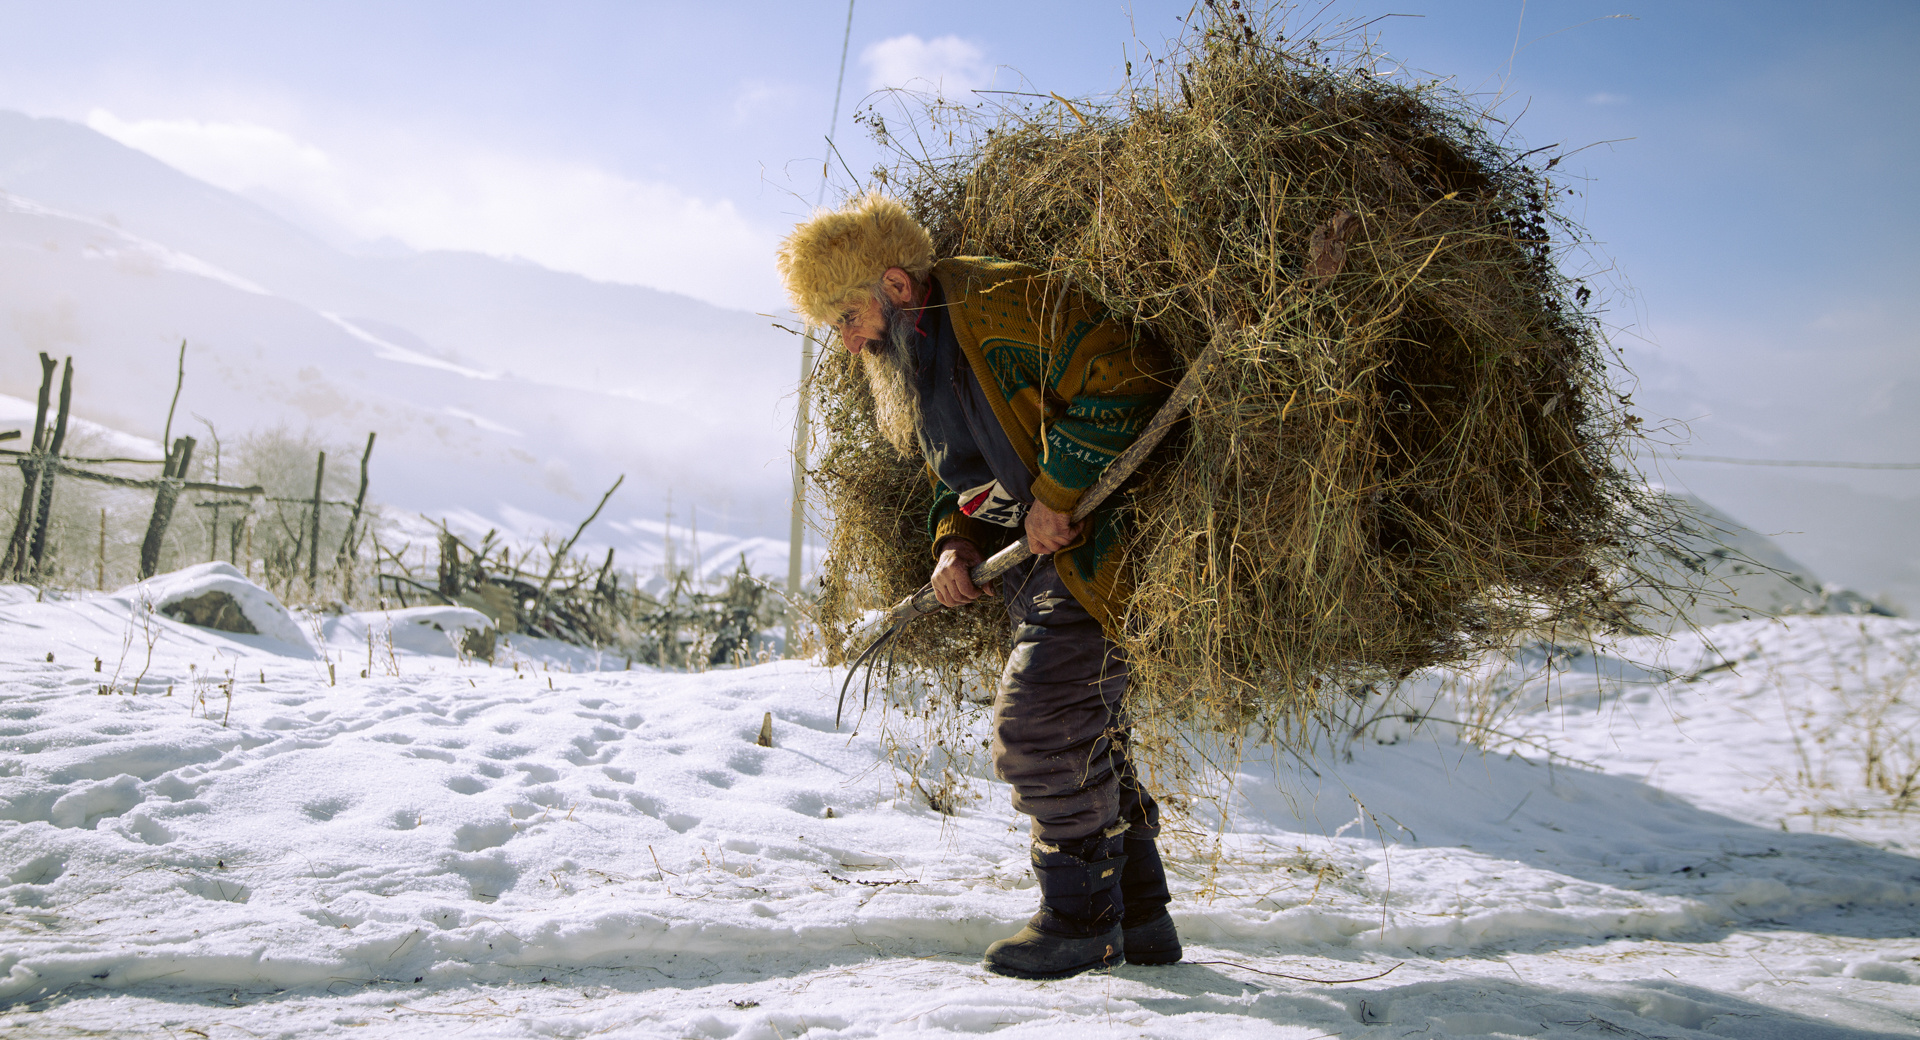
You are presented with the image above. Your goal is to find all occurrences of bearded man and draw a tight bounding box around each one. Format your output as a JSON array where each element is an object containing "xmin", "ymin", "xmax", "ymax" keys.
[{"xmin": 778, "ymin": 193, "xmax": 1181, "ymax": 979}]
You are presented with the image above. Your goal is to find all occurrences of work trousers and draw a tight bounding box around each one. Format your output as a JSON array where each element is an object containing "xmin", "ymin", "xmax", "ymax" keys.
[{"xmin": 991, "ymin": 554, "xmax": 1159, "ymax": 844}]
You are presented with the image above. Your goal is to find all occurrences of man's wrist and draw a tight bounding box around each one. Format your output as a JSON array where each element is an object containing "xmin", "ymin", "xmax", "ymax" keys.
[
  {"xmin": 1029, "ymin": 474, "xmax": 1085, "ymax": 516},
  {"xmin": 934, "ymin": 536, "xmax": 979, "ymax": 558}
]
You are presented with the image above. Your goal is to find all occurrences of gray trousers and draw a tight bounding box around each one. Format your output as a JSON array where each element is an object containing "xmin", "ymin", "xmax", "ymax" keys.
[{"xmin": 992, "ymin": 554, "xmax": 1160, "ymax": 844}]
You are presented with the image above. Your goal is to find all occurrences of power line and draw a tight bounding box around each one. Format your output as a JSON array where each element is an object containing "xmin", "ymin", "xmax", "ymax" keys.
[
  {"xmin": 817, "ymin": 0, "xmax": 856, "ymax": 207},
  {"xmin": 1666, "ymin": 453, "xmax": 1920, "ymax": 471}
]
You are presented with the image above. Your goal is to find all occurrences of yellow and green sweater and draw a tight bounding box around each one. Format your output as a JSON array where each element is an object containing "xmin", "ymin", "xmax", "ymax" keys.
[{"xmin": 926, "ymin": 257, "xmax": 1174, "ymax": 637}]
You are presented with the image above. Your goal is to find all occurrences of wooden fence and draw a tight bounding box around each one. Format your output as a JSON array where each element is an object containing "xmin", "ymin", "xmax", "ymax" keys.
[{"xmin": 1, "ymin": 352, "xmax": 373, "ymax": 589}]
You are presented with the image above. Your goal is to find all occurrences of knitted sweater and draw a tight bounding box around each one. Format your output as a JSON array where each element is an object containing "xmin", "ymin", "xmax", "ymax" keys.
[{"xmin": 925, "ymin": 257, "xmax": 1174, "ymax": 636}]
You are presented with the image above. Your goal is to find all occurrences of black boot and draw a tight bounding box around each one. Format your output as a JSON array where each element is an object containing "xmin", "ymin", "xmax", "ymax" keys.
[
  {"xmin": 983, "ymin": 830, "xmax": 1126, "ymax": 979},
  {"xmin": 1119, "ymin": 832, "xmax": 1181, "ymax": 965}
]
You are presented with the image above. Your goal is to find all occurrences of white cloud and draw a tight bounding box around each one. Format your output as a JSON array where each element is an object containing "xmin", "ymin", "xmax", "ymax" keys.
[
  {"xmin": 862, "ymin": 34, "xmax": 992, "ymax": 95},
  {"xmin": 85, "ymin": 110, "xmax": 779, "ymax": 310},
  {"xmin": 1586, "ymin": 92, "xmax": 1630, "ymax": 105},
  {"xmin": 731, "ymin": 80, "xmax": 793, "ymax": 122}
]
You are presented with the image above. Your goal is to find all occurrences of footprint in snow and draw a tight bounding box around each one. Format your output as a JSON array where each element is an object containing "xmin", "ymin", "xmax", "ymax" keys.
[
  {"xmin": 483, "ymin": 744, "xmax": 534, "ymax": 761},
  {"xmin": 665, "ymin": 813, "xmax": 700, "ymax": 833},
  {"xmin": 123, "ymin": 813, "xmax": 176, "ymax": 845},
  {"xmin": 614, "ymin": 791, "xmax": 661, "ymax": 817},
  {"xmin": 515, "ymin": 763, "xmax": 560, "ymax": 784},
  {"xmin": 303, "ymin": 797, "xmax": 353, "ymax": 822},
  {"xmin": 453, "ymin": 820, "xmax": 516, "ymax": 853},
  {"xmin": 8, "ymin": 852, "xmax": 66, "ymax": 886},
  {"xmin": 47, "ymin": 775, "xmax": 144, "ymax": 828},
  {"xmin": 449, "ymin": 853, "xmax": 518, "ymax": 902}
]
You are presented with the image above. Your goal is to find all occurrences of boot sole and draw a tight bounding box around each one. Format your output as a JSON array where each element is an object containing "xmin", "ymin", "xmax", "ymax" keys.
[
  {"xmin": 1122, "ymin": 912, "xmax": 1182, "ymax": 965},
  {"xmin": 983, "ymin": 954, "xmax": 1119, "ymax": 980}
]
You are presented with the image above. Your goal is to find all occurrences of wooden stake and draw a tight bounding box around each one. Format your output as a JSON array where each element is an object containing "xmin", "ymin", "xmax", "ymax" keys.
[
  {"xmin": 161, "ymin": 339, "xmax": 185, "ymax": 449},
  {"xmin": 138, "ymin": 436, "xmax": 195, "ymax": 580},
  {"xmin": 306, "ymin": 451, "xmax": 325, "ymax": 587},
  {"xmin": 437, "ymin": 529, "xmax": 460, "ymax": 598},
  {"xmin": 26, "ymin": 357, "xmax": 73, "ymax": 575},
  {"xmin": 595, "ymin": 546, "xmax": 617, "ymax": 600},
  {"xmin": 336, "ymin": 431, "xmax": 375, "ymax": 571},
  {"xmin": 2, "ymin": 353, "xmax": 56, "ymax": 578},
  {"xmin": 535, "ymin": 474, "xmax": 623, "ymax": 604}
]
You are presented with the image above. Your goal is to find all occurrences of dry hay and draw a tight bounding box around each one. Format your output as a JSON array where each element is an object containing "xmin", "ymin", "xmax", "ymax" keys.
[{"xmin": 807, "ymin": 2, "xmax": 1645, "ymax": 741}]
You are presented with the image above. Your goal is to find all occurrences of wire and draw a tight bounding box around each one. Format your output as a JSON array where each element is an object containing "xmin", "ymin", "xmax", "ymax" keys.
[
  {"xmin": 1664, "ymin": 454, "xmax": 1920, "ymax": 471},
  {"xmin": 817, "ymin": 0, "xmax": 857, "ymax": 208}
]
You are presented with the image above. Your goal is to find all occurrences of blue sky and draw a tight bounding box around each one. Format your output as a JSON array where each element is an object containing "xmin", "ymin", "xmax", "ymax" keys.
[
  {"xmin": 0, "ymin": 0, "xmax": 1914, "ymax": 588},
  {"xmin": 0, "ymin": 2, "xmax": 1909, "ymax": 328}
]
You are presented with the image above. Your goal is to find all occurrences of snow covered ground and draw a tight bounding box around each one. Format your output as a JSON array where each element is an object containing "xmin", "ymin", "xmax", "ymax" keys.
[{"xmin": 2, "ymin": 574, "xmax": 1917, "ymax": 1038}]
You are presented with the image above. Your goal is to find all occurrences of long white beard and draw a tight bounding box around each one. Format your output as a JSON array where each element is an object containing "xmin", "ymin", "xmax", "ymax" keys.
[{"xmin": 862, "ymin": 302, "xmax": 923, "ymax": 457}]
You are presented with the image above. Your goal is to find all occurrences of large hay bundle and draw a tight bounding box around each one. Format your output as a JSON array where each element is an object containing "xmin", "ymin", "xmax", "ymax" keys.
[{"xmin": 809, "ymin": 4, "xmax": 1637, "ymax": 736}]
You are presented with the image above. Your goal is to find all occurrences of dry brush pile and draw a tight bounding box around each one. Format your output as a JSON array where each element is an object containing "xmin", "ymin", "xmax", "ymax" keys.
[{"xmin": 808, "ymin": 2, "xmax": 1651, "ymax": 751}]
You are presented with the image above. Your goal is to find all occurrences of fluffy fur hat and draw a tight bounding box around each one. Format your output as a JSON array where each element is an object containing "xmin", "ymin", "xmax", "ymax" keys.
[{"xmin": 776, "ymin": 193, "xmax": 935, "ymax": 324}]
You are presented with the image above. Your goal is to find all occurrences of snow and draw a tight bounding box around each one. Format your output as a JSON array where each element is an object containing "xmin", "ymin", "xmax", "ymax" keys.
[{"xmin": 2, "ymin": 576, "xmax": 1917, "ymax": 1037}]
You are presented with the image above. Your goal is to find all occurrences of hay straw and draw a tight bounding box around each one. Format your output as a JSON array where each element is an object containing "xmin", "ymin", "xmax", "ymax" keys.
[{"xmin": 806, "ymin": 2, "xmax": 1643, "ymax": 749}]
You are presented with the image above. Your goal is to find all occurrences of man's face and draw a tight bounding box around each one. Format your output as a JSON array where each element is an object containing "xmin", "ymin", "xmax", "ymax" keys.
[{"xmin": 833, "ymin": 294, "xmax": 887, "ymax": 356}]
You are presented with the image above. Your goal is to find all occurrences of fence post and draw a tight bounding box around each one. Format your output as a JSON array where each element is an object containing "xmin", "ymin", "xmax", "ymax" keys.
[
  {"xmin": 26, "ymin": 357, "xmax": 74, "ymax": 576},
  {"xmin": 2, "ymin": 353, "xmax": 56, "ymax": 579},
  {"xmin": 437, "ymin": 529, "xmax": 460, "ymax": 599},
  {"xmin": 138, "ymin": 436, "xmax": 194, "ymax": 580},
  {"xmin": 336, "ymin": 432, "xmax": 375, "ymax": 571},
  {"xmin": 305, "ymin": 451, "xmax": 325, "ymax": 588}
]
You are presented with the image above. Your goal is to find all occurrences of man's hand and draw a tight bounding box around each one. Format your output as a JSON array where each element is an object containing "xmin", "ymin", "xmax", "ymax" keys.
[
  {"xmin": 1025, "ymin": 499, "xmax": 1085, "ymax": 555},
  {"xmin": 932, "ymin": 538, "xmax": 992, "ymax": 608}
]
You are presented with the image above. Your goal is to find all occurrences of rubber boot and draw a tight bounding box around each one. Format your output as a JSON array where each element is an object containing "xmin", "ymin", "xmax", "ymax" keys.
[
  {"xmin": 983, "ymin": 830, "xmax": 1127, "ymax": 979},
  {"xmin": 1119, "ymin": 832, "xmax": 1181, "ymax": 965}
]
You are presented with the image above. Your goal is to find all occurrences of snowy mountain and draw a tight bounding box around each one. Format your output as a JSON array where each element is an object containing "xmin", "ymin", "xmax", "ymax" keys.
[
  {"xmin": 0, "ymin": 110, "xmax": 807, "ymax": 575},
  {"xmin": 1620, "ymin": 493, "xmax": 1896, "ymax": 632},
  {"xmin": 1617, "ymin": 339, "xmax": 1920, "ymax": 614}
]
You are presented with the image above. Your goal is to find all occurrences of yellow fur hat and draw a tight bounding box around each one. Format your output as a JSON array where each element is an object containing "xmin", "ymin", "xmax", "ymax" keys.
[{"xmin": 776, "ymin": 193, "xmax": 935, "ymax": 324}]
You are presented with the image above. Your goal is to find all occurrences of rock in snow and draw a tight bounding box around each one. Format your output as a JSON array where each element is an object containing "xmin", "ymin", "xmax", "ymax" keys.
[{"xmin": 114, "ymin": 562, "xmax": 311, "ymax": 650}]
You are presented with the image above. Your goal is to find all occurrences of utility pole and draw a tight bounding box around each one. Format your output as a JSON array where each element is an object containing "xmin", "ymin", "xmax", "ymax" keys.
[
  {"xmin": 785, "ymin": 0, "xmax": 855, "ymax": 656},
  {"xmin": 786, "ymin": 327, "xmax": 814, "ymax": 651}
]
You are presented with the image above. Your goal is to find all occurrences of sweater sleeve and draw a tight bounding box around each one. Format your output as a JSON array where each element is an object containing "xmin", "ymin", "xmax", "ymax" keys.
[
  {"xmin": 1029, "ymin": 328, "xmax": 1174, "ymax": 514},
  {"xmin": 926, "ymin": 470, "xmax": 995, "ymax": 558}
]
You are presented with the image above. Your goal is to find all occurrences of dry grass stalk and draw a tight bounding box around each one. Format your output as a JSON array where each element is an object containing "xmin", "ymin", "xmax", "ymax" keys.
[{"xmin": 806, "ymin": 2, "xmax": 1646, "ymax": 763}]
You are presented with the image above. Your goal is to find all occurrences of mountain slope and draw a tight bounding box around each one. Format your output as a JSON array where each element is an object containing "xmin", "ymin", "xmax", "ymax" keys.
[{"xmin": 0, "ymin": 110, "xmax": 804, "ymax": 556}]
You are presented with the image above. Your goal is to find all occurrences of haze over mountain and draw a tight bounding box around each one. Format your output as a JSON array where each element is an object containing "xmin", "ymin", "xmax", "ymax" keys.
[{"xmin": 0, "ymin": 110, "xmax": 806, "ymax": 578}]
